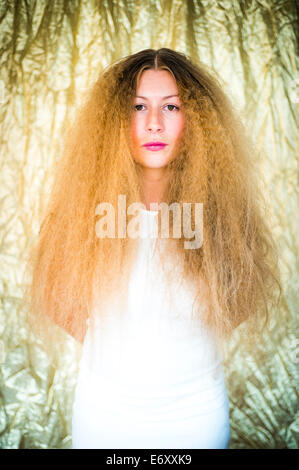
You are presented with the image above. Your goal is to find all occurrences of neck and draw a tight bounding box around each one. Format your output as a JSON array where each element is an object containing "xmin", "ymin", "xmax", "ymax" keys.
[{"xmin": 139, "ymin": 167, "xmax": 171, "ymax": 210}]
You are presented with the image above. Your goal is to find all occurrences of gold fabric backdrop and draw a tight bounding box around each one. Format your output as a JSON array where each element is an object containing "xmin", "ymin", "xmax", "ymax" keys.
[{"xmin": 0, "ymin": 0, "xmax": 298, "ymax": 449}]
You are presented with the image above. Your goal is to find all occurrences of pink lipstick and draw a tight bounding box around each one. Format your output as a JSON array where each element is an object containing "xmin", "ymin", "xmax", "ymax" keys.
[{"xmin": 143, "ymin": 142, "xmax": 167, "ymax": 151}]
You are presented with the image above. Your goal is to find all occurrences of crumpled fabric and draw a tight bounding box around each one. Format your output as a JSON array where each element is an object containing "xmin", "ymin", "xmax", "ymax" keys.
[{"xmin": 0, "ymin": 0, "xmax": 298, "ymax": 449}]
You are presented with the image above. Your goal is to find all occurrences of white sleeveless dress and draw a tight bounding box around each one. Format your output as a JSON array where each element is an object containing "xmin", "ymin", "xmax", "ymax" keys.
[{"xmin": 72, "ymin": 208, "xmax": 230, "ymax": 449}]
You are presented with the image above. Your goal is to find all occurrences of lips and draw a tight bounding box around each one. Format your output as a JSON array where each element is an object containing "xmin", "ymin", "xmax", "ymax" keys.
[{"xmin": 143, "ymin": 142, "xmax": 167, "ymax": 151}]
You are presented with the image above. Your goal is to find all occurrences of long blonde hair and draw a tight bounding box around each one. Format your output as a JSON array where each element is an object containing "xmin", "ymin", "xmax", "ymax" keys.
[{"xmin": 23, "ymin": 48, "xmax": 282, "ymax": 360}]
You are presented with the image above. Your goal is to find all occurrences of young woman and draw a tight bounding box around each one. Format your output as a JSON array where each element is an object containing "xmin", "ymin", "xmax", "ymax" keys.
[{"xmin": 24, "ymin": 48, "xmax": 281, "ymax": 449}]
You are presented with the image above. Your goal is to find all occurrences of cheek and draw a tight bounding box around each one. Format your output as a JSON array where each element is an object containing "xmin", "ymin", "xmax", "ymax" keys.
[
  {"xmin": 173, "ymin": 116, "xmax": 185, "ymax": 142},
  {"xmin": 131, "ymin": 119, "xmax": 141, "ymax": 146},
  {"xmin": 130, "ymin": 121, "xmax": 143, "ymax": 159}
]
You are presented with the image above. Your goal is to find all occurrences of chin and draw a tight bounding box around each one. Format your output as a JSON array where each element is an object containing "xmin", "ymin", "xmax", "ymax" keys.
[
  {"xmin": 139, "ymin": 161, "xmax": 172, "ymax": 170},
  {"xmin": 135, "ymin": 153, "xmax": 176, "ymax": 169}
]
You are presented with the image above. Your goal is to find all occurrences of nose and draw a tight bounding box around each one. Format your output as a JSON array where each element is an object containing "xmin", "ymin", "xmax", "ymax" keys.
[{"xmin": 146, "ymin": 108, "xmax": 163, "ymax": 132}]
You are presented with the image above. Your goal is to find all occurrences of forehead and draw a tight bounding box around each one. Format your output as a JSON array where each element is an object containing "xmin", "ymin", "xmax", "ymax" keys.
[{"xmin": 136, "ymin": 69, "xmax": 179, "ymax": 97}]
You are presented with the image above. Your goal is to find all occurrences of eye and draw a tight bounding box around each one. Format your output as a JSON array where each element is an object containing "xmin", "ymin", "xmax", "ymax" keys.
[
  {"xmin": 165, "ymin": 104, "xmax": 180, "ymax": 112},
  {"xmin": 134, "ymin": 104, "xmax": 145, "ymax": 111}
]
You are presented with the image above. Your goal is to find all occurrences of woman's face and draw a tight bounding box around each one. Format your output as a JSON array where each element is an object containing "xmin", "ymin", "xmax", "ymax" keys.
[{"xmin": 130, "ymin": 69, "xmax": 185, "ymax": 171}]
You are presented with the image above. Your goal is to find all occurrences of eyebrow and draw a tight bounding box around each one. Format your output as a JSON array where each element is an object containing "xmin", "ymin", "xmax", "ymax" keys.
[{"xmin": 135, "ymin": 94, "xmax": 179, "ymax": 99}]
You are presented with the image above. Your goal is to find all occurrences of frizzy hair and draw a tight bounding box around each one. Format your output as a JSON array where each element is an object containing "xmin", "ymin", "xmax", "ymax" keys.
[{"xmin": 23, "ymin": 48, "xmax": 282, "ymax": 361}]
